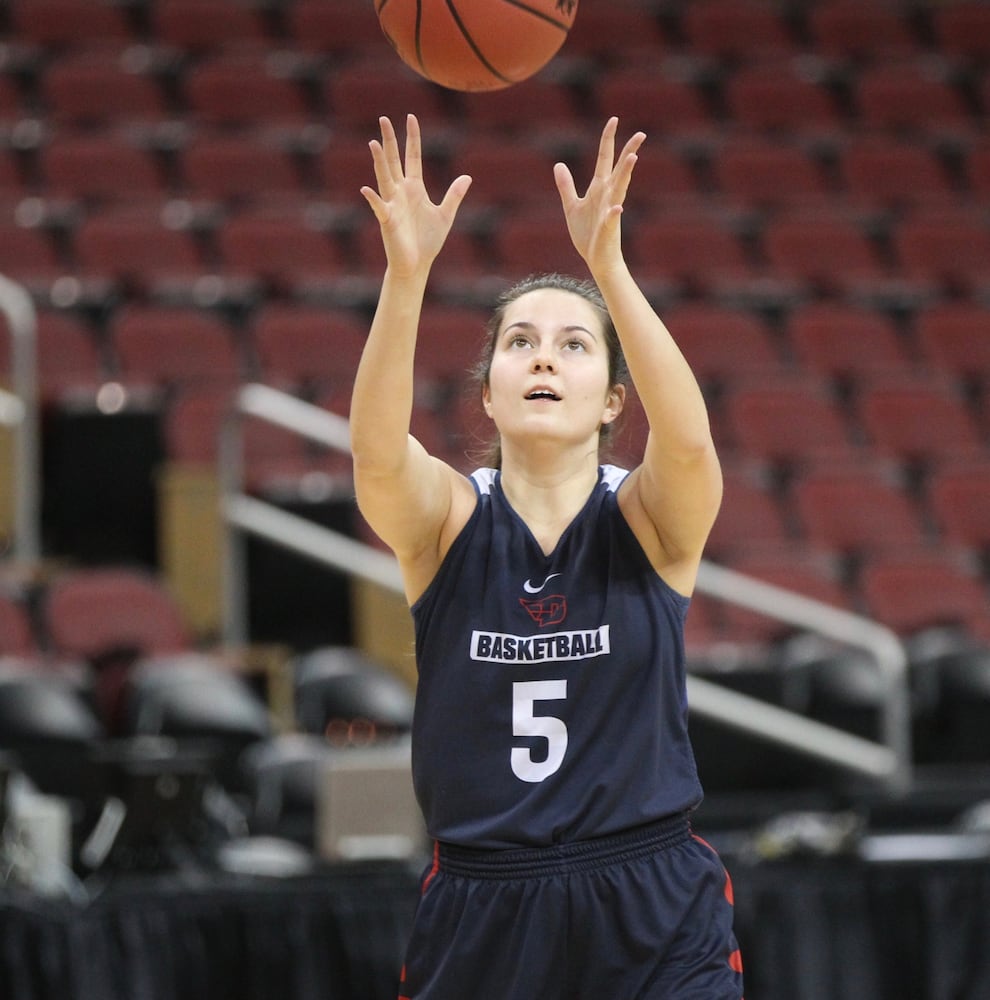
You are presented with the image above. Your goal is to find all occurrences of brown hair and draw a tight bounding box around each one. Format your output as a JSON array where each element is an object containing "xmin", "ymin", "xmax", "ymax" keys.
[{"xmin": 467, "ymin": 273, "xmax": 630, "ymax": 469}]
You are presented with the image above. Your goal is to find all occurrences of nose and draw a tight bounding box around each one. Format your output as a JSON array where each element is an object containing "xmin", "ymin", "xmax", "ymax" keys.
[{"xmin": 531, "ymin": 348, "xmax": 555, "ymax": 372}]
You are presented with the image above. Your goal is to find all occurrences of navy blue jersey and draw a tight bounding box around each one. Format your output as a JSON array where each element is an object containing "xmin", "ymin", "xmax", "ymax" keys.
[{"xmin": 410, "ymin": 465, "xmax": 703, "ymax": 849}]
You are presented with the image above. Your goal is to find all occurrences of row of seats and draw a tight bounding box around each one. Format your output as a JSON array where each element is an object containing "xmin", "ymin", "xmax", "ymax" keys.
[{"xmin": 1, "ymin": 199, "xmax": 989, "ymax": 313}]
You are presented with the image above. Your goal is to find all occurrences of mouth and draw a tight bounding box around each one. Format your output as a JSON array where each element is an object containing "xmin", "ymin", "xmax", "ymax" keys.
[{"xmin": 525, "ymin": 389, "xmax": 561, "ymax": 401}]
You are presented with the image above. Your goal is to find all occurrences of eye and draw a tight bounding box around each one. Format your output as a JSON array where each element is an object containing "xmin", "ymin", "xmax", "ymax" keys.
[
  {"xmin": 564, "ymin": 338, "xmax": 587, "ymax": 351},
  {"xmin": 509, "ymin": 334, "xmax": 532, "ymax": 349}
]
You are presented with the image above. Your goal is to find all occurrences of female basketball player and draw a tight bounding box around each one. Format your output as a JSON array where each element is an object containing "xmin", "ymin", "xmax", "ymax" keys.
[{"xmin": 351, "ymin": 113, "xmax": 743, "ymax": 1000}]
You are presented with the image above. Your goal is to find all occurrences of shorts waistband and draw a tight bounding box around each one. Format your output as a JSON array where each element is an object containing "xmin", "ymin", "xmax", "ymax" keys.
[{"xmin": 436, "ymin": 812, "xmax": 692, "ymax": 880}]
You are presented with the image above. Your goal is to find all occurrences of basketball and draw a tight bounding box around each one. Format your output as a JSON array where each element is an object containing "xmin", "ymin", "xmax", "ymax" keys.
[{"xmin": 375, "ymin": 0, "xmax": 579, "ymax": 92}]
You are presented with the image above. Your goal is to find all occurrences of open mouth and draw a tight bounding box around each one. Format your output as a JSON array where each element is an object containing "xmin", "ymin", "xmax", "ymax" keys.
[{"xmin": 526, "ymin": 390, "xmax": 561, "ymax": 401}]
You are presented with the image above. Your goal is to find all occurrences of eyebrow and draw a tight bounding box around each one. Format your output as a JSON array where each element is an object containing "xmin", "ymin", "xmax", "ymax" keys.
[{"xmin": 502, "ymin": 321, "xmax": 597, "ymax": 338}]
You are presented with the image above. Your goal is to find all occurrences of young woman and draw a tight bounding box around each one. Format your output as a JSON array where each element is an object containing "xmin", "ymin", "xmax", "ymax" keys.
[{"xmin": 351, "ymin": 114, "xmax": 742, "ymax": 1000}]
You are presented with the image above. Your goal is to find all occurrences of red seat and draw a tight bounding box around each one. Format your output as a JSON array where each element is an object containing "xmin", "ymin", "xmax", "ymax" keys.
[
  {"xmin": 316, "ymin": 141, "xmax": 376, "ymax": 205},
  {"xmin": 858, "ymin": 551, "xmax": 990, "ymax": 636},
  {"xmin": 564, "ymin": 5, "xmax": 668, "ymax": 63},
  {"xmin": 216, "ymin": 206, "xmax": 349, "ymax": 298},
  {"xmin": 724, "ymin": 378, "xmax": 855, "ymax": 468},
  {"xmin": 0, "ymin": 309, "xmax": 105, "ymax": 403},
  {"xmin": 682, "ymin": 0, "xmax": 797, "ymax": 62},
  {"xmin": 414, "ymin": 303, "xmax": 490, "ymax": 385},
  {"xmin": 928, "ymin": 461, "xmax": 990, "ymax": 552},
  {"xmin": 493, "ymin": 209, "xmax": 587, "ymax": 282},
  {"xmin": 593, "ymin": 70, "xmax": 713, "ymax": 138},
  {"xmin": 43, "ymin": 566, "xmax": 192, "ymax": 662},
  {"xmin": 719, "ymin": 547, "xmax": 852, "ymax": 645},
  {"xmin": 40, "ymin": 133, "xmax": 165, "ymax": 203},
  {"xmin": 448, "ymin": 136, "xmax": 561, "ymax": 209},
  {"xmin": 110, "ymin": 304, "xmax": 243, "ymax": 389},
  {"xmin": 792, "ymin": 464, "xmax": 927, "ymax": 555},
  {"xmin": 913, "ymin": 302, "xmax": 990, "ymax": 386},
  {"xmin": 856, "ymin": 375, "xmax": 984, "ymax": 465},
  {"xmin": 760, "ymin": 211, "xmax": 894, "ymax": 298},
  {"xmin": 180, "ymin": 134, "xmax": 303, "ymax": 203},
  {"xmin": 963, "ymin": 138, "xmax": 990, "ymax": 202},
  {"xmin": 627, "ymin": 211, "xmax": 757, "ymax": 300},
  {"xmin": 183, "ymin": 53, "xmax": 312, "ymax": 129},
  {"xmin": 252, "ymin": 303, "xmax": 367, "ymax": 393},
  {"xmin": 288, "ymin": 0, "xmax": 387, "ymax": 56},
  {"xmin": 10, "ymin": 0, "xmax": 134, "ymax": 49},
  {"xmin": 323, "ymin": 60, "xmax": 450, "ymax": 134},
  {"xmin": 40, "ymin": 52, "xmax": 170, "ymax": 126},
  {"xmin": 0, "ymin": 222, "xmax": 65, "ymax": 297},
  {"xmin": 458, "ymin": 78, "xmax": 579, "ymax": 134},
  {"xmin": 72, "ymin": 205, "xmax": 206, "ymax": 298},
  {"xmin": 786, "ymin": 301, "xmax": 912, "ymax": 382},
  {"xmin": 0, "ymin": 590, "xmax": 37, "ymax": 657},
  {"xmin": 663, "ymin": 302, "xmax": 784, "ymax": 388},
  {"xmin": 932, "ymin": 2, "xmax": 990, "ymax": 67},
  {"xmin": 712, "ymin": 137, "xmax": 830, "ymax": 210},
  {"xmin": 704, "ymin": 464, "xmax": 792, "ymax": 559},
  {"xmin": 809, "ymin": 1, "xmax": 920, "ymax": 63},
  {"xmin": 163, "ymin": 385, "xmax": 316, "ymax": 482},
  {"xmin": 853, "ymin": 63, "xmax": 973, "ymax": 137},
  {"xmin": 724, "ymin": 63, "xmax": 844, "ymax": 137},
  {"xmin": 892, "ymin": 209, "xmax": 990, "ymax": 297},
  {"xmin": 838, "ymin": 136, "xmax": 957, "ymax": 214},
  {"xmin": 152, "ymin": 0, "xmax": 269, "ymax": 52}
]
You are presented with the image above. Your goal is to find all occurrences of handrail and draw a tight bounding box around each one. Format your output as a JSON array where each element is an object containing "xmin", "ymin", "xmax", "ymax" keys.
[
  {"xmin": 0, "ymin": 275, "xmax": 41, "ymax": 563},
  {"xmin": 219, "ymin": 383, "xmax": 912, "ymax": 793}
]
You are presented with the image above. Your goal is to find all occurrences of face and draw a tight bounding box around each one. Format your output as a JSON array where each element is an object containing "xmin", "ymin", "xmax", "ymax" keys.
[{"xmin": 482, "ymin": 288, "xmax": 624, "ymax": 449}]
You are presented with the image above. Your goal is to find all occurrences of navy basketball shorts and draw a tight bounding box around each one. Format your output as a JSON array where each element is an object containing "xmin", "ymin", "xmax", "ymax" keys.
[{"xmin": 398, "ymin": 813, "xmax": 744, "ymax": 1000}]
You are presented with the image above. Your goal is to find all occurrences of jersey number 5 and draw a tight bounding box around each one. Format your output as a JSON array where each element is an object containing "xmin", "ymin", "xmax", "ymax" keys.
[{"xmin": 511, "ymin": 680, "xmax": 568, "ymax": 783}]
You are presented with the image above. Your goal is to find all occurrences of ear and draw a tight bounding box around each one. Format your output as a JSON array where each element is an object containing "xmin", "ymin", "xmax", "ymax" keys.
[
  {"xmin": 481, "ymin": 383, "xmax": 494, "ymax": 418},
  {"xmin": 601, "ymin": 383, "xmax": 625, "ymax": 426}
]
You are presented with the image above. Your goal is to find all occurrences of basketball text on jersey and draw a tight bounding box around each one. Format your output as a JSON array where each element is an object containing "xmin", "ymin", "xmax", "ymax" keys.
[{"xmin": 470, "ymin": 625, "xmax": 610, "ymax": 662}]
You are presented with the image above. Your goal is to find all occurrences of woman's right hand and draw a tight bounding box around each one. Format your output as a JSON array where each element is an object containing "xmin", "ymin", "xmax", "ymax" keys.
[{"xmin": 361, "ymin": 114, "xmax": 472, "ymax": 280}]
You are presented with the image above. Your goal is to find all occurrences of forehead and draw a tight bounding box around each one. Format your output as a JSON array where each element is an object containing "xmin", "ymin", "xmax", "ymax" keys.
[{"xmin": 500, "ymin": 288, "xmax": 603, "ymax": 333}]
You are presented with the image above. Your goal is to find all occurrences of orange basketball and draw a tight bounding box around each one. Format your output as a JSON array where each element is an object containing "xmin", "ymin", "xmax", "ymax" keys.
[{"xmin": 375, "ymin": 0, "xmax": 579, "ymax": 92}]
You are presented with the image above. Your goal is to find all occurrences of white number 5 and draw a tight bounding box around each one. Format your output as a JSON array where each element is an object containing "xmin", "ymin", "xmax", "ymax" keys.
[{"xmin": 511, "ymin": 680, "xmax": 568, "ymax": 783}]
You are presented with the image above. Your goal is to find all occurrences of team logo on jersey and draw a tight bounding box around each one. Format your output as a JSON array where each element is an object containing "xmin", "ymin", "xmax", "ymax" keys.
[
  {"xmin": 519, "ymin": 594, "xmax": 567, "ymax": 627},
  {"xmin": 470, "ymin": 625, "xmax": 610, "ymax": 663}
]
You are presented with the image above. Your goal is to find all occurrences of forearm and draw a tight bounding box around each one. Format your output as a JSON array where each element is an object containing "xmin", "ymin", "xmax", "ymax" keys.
[
  {"xmin": 349, "ymin": 266, "xmax": 430, "ymax": 474},
  {"xmin": 595, "ymin": 262, "xmax": 715, "ymax": 457}
]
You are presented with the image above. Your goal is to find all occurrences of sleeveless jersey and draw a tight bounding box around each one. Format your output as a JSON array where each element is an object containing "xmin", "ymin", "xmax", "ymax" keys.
[{"xmin": 410, "ymin": 465, "xmax": 703, "ymax": 849}]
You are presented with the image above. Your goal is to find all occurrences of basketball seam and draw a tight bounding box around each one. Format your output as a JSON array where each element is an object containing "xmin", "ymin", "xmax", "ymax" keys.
[
  {"xmin": 504, "ymin": 0, "xmax": 573, "ymax": 32},
  {"xmin": 444, "ymin": 0, "xmax": 512, "ymax": 85}
]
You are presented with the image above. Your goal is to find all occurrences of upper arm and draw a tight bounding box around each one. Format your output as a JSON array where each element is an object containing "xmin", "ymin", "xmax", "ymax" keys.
[
  {"xmin": 619, "ymin": 436, "xmax": 723, "ymax": 596},
  {"xmin": 353, "ymin": 434, "xmax": 476, "ymax": 603}
]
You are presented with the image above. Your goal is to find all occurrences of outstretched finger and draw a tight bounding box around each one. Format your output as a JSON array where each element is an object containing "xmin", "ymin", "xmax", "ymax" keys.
[
  {"xmin": 609, "ymin": 131, "xmax": 647, "ymax": 204},
  {"xmin": 593, "ymin": 117, "xmax": 619, "ymax": 180},
  {"xmin": 553, "ymin": 161, "xmax": 579, "ymax": 208},
  {"xmin": 379, "ymin": 115, "xmax": 404, "ymax": 184},
  {"xmin": 403, "ymin": 113, "xmax": 423, "ymax": 181}
]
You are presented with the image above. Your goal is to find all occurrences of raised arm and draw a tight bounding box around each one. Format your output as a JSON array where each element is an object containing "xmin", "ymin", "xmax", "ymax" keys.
[
  {"xmin": 350, "ymin": 115, "xmax": 473, "ymax": 600},
  {"xmin": 554, "ymin": 118, "xmax": 722, "ymax": 594}
]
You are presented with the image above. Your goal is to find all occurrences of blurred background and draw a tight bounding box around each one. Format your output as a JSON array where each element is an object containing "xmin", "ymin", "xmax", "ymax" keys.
[{"xmin": 0, "ymin": 1, "xmax": 989, "ymax": 997}]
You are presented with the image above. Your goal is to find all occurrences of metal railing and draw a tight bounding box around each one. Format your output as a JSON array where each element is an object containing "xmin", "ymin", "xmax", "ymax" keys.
[
  {"xmin": 0, "ymin": 275, "xmax": 41, "ymax": 563},
  {"xmin": 219, "ymin": 383, "xmax": 912, "ymax": 794}
]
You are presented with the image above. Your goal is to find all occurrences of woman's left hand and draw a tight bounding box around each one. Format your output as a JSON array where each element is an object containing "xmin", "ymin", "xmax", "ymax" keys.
[{"xmin": 554, "ymin": 117, "xmax": 645, "ymax": 275}]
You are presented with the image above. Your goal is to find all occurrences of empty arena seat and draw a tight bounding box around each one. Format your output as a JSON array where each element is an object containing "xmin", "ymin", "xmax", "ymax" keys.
[
  {"xmin": 704, "ymin": 464, "xmax": 792, "ymax": 559},
  {"xmin": 109, "ymin": 304, "xmax": 244, "ymax": 389},
  {"xmin": 458, "ymin": 78, "xmax": 580, "ymax": 134},
  {"xmin": 723, "ymin": 62, "xmax": 844, "ymax": 137},
  {"xmin": 179, "ymin": 134, "xmax": 303, "ymax": 203},
  {"xmin": 809, "ymin": 1, "xmax": 920, "ymax": 63},
  {"xmin": 40, "ymin": 51, "xmax": 171, "ymax": 126},
  {"xmin": 711, "ymin": 137, "xmax": 831, "ymax": 210},
  {"xmin": 723, "ymin": 377, "xmax": 855, "ymax": 467},
  {"xmin": 786, "ymin": 302, "xmax": 912, "ymax": 383},
  {"xmin": 791, "ymin": 463, "xmax": 927, "ymax": 556},
  {"xmin": 928, "ymin": 460, "xmax": 990, "ymax": 553},
  {"xmin": 856, "ymin": 375, "xmax": 985, "ymax": 465},
  {"xmin": 251, "ymin": 302, "xmax": 368, "ymax": 393},
  {"xmin": 0, "ymin": 590, "xmax": 37, "ymax": 657},
  {"xmin": 43, "ymin": 566, "xmax": 192, "ymax": 664},
  {"xmin": 593, "ymin": 70, "xmax": 714, "ymax": 138},
  {"xmin": 682, "ymin": 0, "xmax": 798, "ymax": 62},
  {"xmin": 852, "ymin": 62, "xmax": 973, "ymax": 137},
  {"xmin": 913, "ymin": 301, "xmax": 990, "ymax": 388},
  {"xmin": 287, "ymin": 0, "xmax": 387, "ymax": 56},
  {"xmin": 40, "ymin": 132, "xmax": 166, "ymax": 203},
  {"xmin": 448, "ymin": 136, "xmax": 561, "ymax": 209},
  {"xmin": 10, "ymin": 0, "xmax": 135, "ymax": 49},
  {"xmin": 151, "ymin": 0, "xmax": 270, "ymax": 52},
  {"xmin": 931, "ymin": 2, "xmax": 990, "ymax": 67},
  {"xmin": 837, "ymin": 136, "xmax": 958, "ymax": 214},
  {"xmin": 892, "ymin": 209, "xmax": 990, "ymax": 297},
  {"xmin": 859, "ymin": 551, "xmax": 990, "ymax": 637}
]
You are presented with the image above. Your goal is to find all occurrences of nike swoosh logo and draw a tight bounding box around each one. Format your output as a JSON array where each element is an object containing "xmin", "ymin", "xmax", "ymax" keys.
[{"xmin": 523, "ymin": 573, "xmax": 562, "ymax": 594}]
